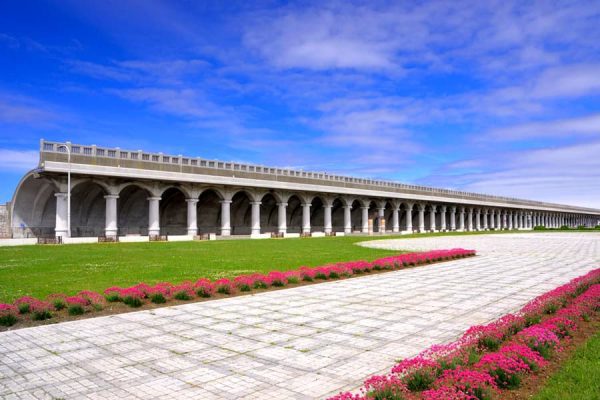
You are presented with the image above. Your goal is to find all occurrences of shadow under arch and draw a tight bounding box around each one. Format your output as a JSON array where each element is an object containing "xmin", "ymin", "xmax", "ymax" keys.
[
  {"xmin": 11, "ymin": 172, "xmax": 58, "ymax": 238},
  {"xmin": 118, "ymin": 184, "xmax": 151, "ymax": 236}
]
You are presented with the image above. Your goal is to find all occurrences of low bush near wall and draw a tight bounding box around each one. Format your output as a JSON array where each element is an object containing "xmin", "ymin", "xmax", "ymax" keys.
[
  {"xmin": 0, "ymin": 248, "xmax": 475, "ymax": 328},
  {"xmin": 328, "ymin": 269, "xmax": 600, "ymax": 400}
]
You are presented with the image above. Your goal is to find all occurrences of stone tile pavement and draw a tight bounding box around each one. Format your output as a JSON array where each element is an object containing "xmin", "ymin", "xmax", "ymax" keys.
[{"xmin": 1, "ymin": 232, "xmax": 599, "ymax": 399}]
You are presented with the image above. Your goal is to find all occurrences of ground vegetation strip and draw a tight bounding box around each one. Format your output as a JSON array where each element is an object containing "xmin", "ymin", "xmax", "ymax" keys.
[
  {"xmin": 0, "ymin": 231, "xmax": 514, "ymax": 302},
  {"xmin": 0, "ymin": 249, "xmax": 475, "ymax": 330},
  {"xmin": 328, "ymin": 268, "xmax": 600, "ymax": 400}
]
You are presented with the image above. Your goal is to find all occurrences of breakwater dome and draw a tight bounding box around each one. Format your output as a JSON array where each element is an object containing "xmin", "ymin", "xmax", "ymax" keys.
[{"xmin": 9, "ymin": 140, "xmax": 600, "ymax": 241}]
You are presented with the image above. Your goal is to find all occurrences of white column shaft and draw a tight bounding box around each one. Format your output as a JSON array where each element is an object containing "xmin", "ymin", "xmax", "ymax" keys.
[
  {"xmin": 148, "ymin": 197, "xmax": 161, "ymax": 236},
  {"xmin": 324, "ymin": 205, "xmax": 332, "ymax": 234},
  {"xmin": 105, "ymin": 195, "xmax": 119, "ymax": 237},
  {"xmin": 55, "ymin": 192, "xmax": 68, "ymax": 238}
]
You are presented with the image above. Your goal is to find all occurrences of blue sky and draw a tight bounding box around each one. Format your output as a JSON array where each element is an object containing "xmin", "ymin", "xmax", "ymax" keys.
[{"xmin": 1, "ymin": 0, "xmax": 600, "ymax": 207}]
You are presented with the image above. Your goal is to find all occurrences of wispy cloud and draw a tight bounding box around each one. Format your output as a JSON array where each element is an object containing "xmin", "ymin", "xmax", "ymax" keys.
[{"xmin": 0, "ymin": 149, "xmax": 38, "ymax": 171}]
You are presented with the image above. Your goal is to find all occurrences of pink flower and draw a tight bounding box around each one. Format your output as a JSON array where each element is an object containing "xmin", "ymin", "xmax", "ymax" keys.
[{"xmin": 214, "ymin": 278, "xmax": 235, "ymax": 294}]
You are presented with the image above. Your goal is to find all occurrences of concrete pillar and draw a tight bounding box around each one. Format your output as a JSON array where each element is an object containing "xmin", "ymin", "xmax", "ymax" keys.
[
  {"xmin": 482, "ymin": 210, "xmax": 488, "ymax": 230},
  {"xmin": 104, "ymin": 194, "xmax": 119, "ymax": 237},
  {"xmin": 488, "ymin": 210, "xmax": 494, "ymax": 229},
  {"xmin": 440, "ymin": 205, "xmax": 447, "ymax": 231},
  {"xmin": 343, "ymin": 205, "xmax": 352, "ymax": 234},
  {"xmin": 377, "ymin": 207, "xmax": 385, "ymax": 233},
  {"xmin": 507, "ymin": 212, "xmax": 512, "ymax": 230},
  {"xmin": 450, "ymin": 206, "xmax": 456, "ymax": 231},
  {"xmin": 429, "ymin": 205, "xmax": 437, "ymax": 232},
  {"xmin": 251, "ymin": 201, "xmax": 261, "ymax": 235},
  {"xmin": 467, "ymin": 208, "xmax": 473, "ymax": 231},
  {"xmin": 497, "ymin": 210, "xmax": 502, "ymax": 229},
  {"xmin": 405, "ymin": 203, "xmax": 413, "ymax": 232},
  {"xmin": 55, "ymin": 192, "xmax": 68, "ymax": 238},
  {"xmin": 302, "ymin": 203, "xmax": 311, "ymax": 234},
  {"xmin": 148, "ymin": 196, "xmax": 161, "ymax": 236},
  {"xmin": 475, "ymin": 209, "xmax": 481, "ymax": 231},
  {"xmin": 361, "ymin": 206, "xmax": 369, "ymax": 233},
  {"xmin": 278, "ymin": 202, "xmax": 288, "ymax": 234},
  {"xmin": 324, "ymin": 204, "xmax": 332, "ymax": 234},
  {"xmin": 418, "ymin": 204, "xmax": 426, "ymax": 232},
  {"xmin": 392, "ymin": 206, "xmax": 400, "ymax": 233},
  {"xmin": 220, "ymin": 200, "xmax": 231, "ymax": 236},
  {"xmin": 458, "ymin": 207, "xmax": 465, "ymax": 231},
  {"xmin": 185, "ymin": 198, "xmax": 198, "ymax": 236}
]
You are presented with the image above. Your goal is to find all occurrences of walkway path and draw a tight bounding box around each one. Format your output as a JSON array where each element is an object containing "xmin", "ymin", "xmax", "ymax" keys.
[{"xmin": 1, "ymin": 233, "xmax": 599, "ymax": 399}]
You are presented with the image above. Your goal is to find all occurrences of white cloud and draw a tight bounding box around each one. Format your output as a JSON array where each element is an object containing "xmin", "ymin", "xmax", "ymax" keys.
[
  {"xmin": 533, "ymin": 64, "xmax": 600, "ymax": 98},
  {"xmin": 0, "ymin": 149, "xmax": 39, "ymax": 171},
  {"xmin": 484, "ymin": 113, "xmax": 600, "ymax": 141}
]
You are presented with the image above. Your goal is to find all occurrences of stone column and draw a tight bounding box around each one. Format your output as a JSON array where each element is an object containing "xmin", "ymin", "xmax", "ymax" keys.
[
  {"xmin": 324, "ymin": 204, "xmax": 332, "ymax": 234},
  {"xmin": 440, "ymin": 205, "xmax": 447, "ymax": 231},
  {"xmin": 278, "ymin": 202, "xmax": 288, "ymax": 235},
  {"xmin": 458, "ymin": 207, "xmax": 465, "ymax": 231},
  {"xmin": 429, "ymin": 205, "xmax": 437, "ymax": 232},
  {"xmin": 488, "ymin": 210, "xmax": 494, "ymax": 230},
  {"xmin": 377, "ymin": 207, "xmax": 385, "ymax": 233},
  {"xmin": 392, "ymin": 206, "xmax": 400, "ymax": 233},
  {"xmin": 507, "ymin": 212, "xmax": 512, "ymax": 230},
  {"xmin": 343, "ymin": 205, "xmax": 352, "ymax": 233},
  {"xmin": 482, "ymin": 210, "xmax": 488, "ymax": 230},
  {"xmin": 475, "ymin": 209, "xmax": 481, "ymax": 231},
  {"xmin": 55, "ymin": 192, "xmax": 68, "ymax": 238},
  {"xmin": 405, "ymin": 203, "xmax": 413, "ymax": 232},
  {"xmin": 302, "ymin": 203, "xmax": 311, "ymax": 234},
  {"xmin": 418, "ymin": 204, "xmax": 426, "ymax": 232},
  {"xmin": 104, "ymin": 194, "xmax": 119, "ymax": 237},
  {"xmin": 450, "ymin": 206, "xmax": 456, "ymax": 231},
  {"xmin": 250, "ymin": 201, "xmax": 261, "ymax": 235},
  {"xmin": 148, "ymin": 196, "xmax": 161, "ymax": 236},
  {"xmin": 185, "ymin": 198, "xmax": 198, "ymax": 236},
  {"xmin": 467, "ymin": 208, "xmax": 473, "ymax": 231},
  {"xmin": 220, "ymin": 200, "xmax": 231, "ymax": 236},
  {"xmin": 361, "ymin": 206, "xmax": 369, "ymax": 233}
]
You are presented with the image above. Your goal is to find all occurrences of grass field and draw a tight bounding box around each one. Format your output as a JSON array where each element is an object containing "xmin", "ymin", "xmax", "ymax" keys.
[
  {"xmin": 533, "ymin": 330, "xmax": 600, "ymax": 400},
  {"xmin": 0, "ymin": 229, "xmax": 594, "ymax": 303}
]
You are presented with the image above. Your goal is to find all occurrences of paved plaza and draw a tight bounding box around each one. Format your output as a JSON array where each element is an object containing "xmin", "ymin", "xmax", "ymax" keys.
[{"xmin": 1, "ymin": 232, "xmax": 599, "ymax": 399}]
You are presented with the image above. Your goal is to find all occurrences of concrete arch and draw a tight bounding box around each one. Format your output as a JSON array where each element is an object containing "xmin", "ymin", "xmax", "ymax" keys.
[
  {"xmin": 231, "ymin": 191, "xmax": 252, "ymax": 235},
  {"xmin": 287, "ymin": 194, "xmax": 303, "ymax": 233},
  {"xmin": 350, "ymin": 199, "xmax": 363, "ymax": 232},
  {"xmin": 116, "ymin": 181, "xmax": 158, "ymax": 197},
  {"xmin": 118, "ymin": 183, "xmax": 152, "ymax": 236},
  {"xmin": 331, "ymin": 197, "xmax": 346, "ymax": 232},
  {"xmin": 197, "ymin": 189, "xmax": 222, "ymax": 234},
  {"xmin": 230, "ymin": 188, "xmax": 260, "ymax": 203},
  {"xmin": 11, "ymin": 171, "xmax": 58, "ymax": 238},
  {"xmin": 258, "ymin": 190, "xmax": 284, "ymax": 204},
  {"xmin": 71, "ymin": 181, "xmax": 107, "ymax": 237},
  {"xmin": 159, "ymin": 184, "xmax": 192, "ymax": 199},
  {"xmin": 310, "ymin": 196, "xmax": 325, "ymax": 232},
  {"xmin": 160, "ymin": 187, "xmax": 187, "ymax": 235},
  {"xmin": 198, "ymin": 186, "xmax": 226, "ymax": 201},
  {"xmin": 260, "ymin": 193, "xmax": 279, "ymax": 233}
]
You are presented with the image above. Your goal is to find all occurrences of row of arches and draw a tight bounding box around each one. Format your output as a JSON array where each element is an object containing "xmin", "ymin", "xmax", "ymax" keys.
[{"xmin": 10, "ymin": 174, "xmax": 600, "ymax": 238}]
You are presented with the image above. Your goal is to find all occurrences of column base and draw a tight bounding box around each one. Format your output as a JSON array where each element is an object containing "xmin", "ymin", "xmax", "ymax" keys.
[
  {"xmin": 104, "ymin": 229, "xmax": 118, "ymax": 237},
  {"xmin": 220, "ymin": 228, "xmax": 231, "ymax": 236},
  {"xmin": 187, "ymin": 229, "xmax": 198, "ymax": 236},
  {"xmin": 344, "ymin": 228, "xmax": 351, "ymax": 234},
  {"xmin": 148, "ymin": 229, "xmax": 160, "ymax": 236},
  {"xmin": 55, "ymin": 230, "xmax": 68, "ymax": 238}
]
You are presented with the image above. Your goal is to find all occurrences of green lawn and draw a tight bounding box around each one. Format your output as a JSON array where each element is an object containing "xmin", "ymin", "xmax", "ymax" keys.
[
  {"xmin": 533, "ymin": 330, "xmax": 600, "ymax": 400},
  {"xmin": 0, "ymin": 229, "xmax": 590, "ymax": 303}
]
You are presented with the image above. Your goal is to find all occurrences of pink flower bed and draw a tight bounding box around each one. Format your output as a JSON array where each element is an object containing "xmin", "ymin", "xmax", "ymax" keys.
[
  {"xmin": 328, "ymin": 268, "xmax": 600, "ymax": 400},
  {"xmin": 0, "ymin": 248, "xmax": 474, "ymax": 327}
]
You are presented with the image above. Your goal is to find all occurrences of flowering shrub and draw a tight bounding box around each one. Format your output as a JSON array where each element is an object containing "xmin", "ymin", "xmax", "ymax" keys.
[
  {"xmin": 299, "ymin": 266, "xmax": 316, "ymax": 281},
  {"xmin": 267, "ymin": 271, "xmax": 287, "ymax": 286},
  {"xmin": 30, "ymin": 300, "xmax": 52, "ymax": 321},
  {"xmin": 474, "ymin": 353, "xmax": 530, "ymax": 389},
  {"xmin": 47, "ymin": 293, "xmax": 67, "ymax": 311},
  {"xmin": 515, "ymin": 326, "xmax": 561, "ymax": 360},
  {"xmin": 147, "ymin": 283, "xmax": 171, "ymax": 303},
  {"xmin": 0, "ymin": 304, "xmax": 18, "ymax": 327},
  {"xmin": 498, "ymin": 343, "xmax": 547, "ymax": 372},
  {"xmin": 422, "ymin": 386, "xmax": 475, "ymax": 400},
  {"xmin": 104, "ymin": 287, "xmax": 122, "ymax": 302},
  {"xmin": 14, "ymin": 296, "xmax": 37, "ymax": 314},
  {"xmin": 234, "ymin": 275, "xmax": 254, "ymax": 292},
  {"xmin": 66, "ymin": 296, "xmax": 88, "ymax": 315},
  {"xmin": 362, "ymin": 375, "xmax": 410, "ymax": 399},
  {"xmin": 79, "ymin": 290, "xmax": 105, "ymax": 310},
  {"xmin": 432, "ymin": 368, "xmax": 497, "ymax": 400},
  {"xmin": 538, "ymin": 316, "xmax": 577, "ymax": 339},
  {"xmin": 215, "ymin": 278, "xmax": 235, "ymax": 295},
  {"xmin": 171, "ymin": 282, "xmax": 195, "ymax": 301},
  {"xmin": 284, "ymin": 270, "xmax": 300, "ymax": 284},
  {"xmin": 391, "ymin": 357, "xmax": 441, "ymax": 391},
  {"xmin": 194, "ymin": 278, "xmax": 215, "ymax": 297},
  {"xmin": 118, "ymin": 287, "xmax": 145, "ymax": 307}
]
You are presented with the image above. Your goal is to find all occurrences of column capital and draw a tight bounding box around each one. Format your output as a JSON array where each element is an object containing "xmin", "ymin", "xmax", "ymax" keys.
[
  {"xmin": 360, "ymin": 206, "xmax": 369, "ymax": 210},
  {"xmin": 147, "ymin": 196, "xmax": 161, "ymax": 201},
  {"xmin": 55, "ymin": 192, "xmax": 68, "ymax": 198},
  {"xmin": 343, "ymin": 204, "xmax": 352, "ymax": 210},
  {"xmin": 104, "ymin": 194, "xmax": 119, "ymax": 199},
  {"xmin": 185, "ymin": 198, "xmax": 199, "ymax": 204},
  {"xmin": 430, "ymin": 205, "xmax": 438, "ymax": 212},
  {"xmin": 277, "ymin": 202, "xmax": 288, "ymax": 207},
  {"xmin": 404, "ymin": 202, "xmax": 414, "ymax": 209},
  {"xmin": 417, "ymin": 203, "xmax": 426, "ymax": 211},
  {"xmin": 219, "ymin": 199, "xmax": 232, "ymax": 204},
  {"xmin": 377, "ymin": 207, "xmax": 386, "ymax": 212},
  {"xmin": 250, "ymin": 201, "xmax": 262, "ymax": 206},
  {"xmin": 302, "ymin": 203, "xmax": 312, "ymax": 208},
  {"xmin": 440, "ymin": 205, "xmax": 447, "ymax": 212},
  {"xmin": 450, "ymin": 206, "xmax": 456, "ymax": 212},
  {"xmin": 323, "ymin": 203, "xmax": 333, "ymax": 209}
]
